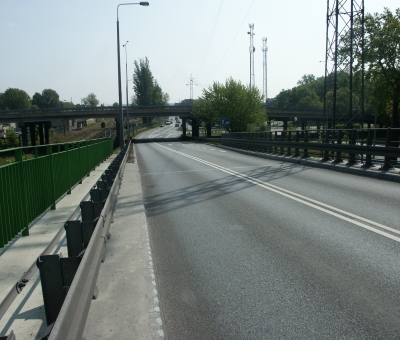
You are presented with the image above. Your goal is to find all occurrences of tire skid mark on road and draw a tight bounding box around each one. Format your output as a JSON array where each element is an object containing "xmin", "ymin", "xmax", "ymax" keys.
[{"xmin": 156, "ymin": 143, "xmax": 400, "ymax": 243}]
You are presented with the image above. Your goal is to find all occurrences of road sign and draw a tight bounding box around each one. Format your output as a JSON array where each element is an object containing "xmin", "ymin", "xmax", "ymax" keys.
[{"xmin": 221, "ymin": 118, "xmax": 230, "ymax": 126}]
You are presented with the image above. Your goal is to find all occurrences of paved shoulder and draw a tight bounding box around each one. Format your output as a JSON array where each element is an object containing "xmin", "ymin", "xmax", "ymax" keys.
[{"xmin": 83, "ymin": 158, "xmax": 164, "ymax": 339}]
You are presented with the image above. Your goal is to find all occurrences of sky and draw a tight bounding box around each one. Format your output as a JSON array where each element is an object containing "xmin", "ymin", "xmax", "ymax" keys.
[{"xmin": 1, "ymin": 0, "xmax": 399, "ymax": 106}]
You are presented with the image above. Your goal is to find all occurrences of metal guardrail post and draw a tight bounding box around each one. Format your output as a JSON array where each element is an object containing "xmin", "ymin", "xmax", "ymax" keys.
[
  {"xmin": 274, "ymin": 131, "xmax": 278, "ymax": 153},
  {"xmin": 37, "ymin": 254, "xmax": 67, "ymax": 326}
]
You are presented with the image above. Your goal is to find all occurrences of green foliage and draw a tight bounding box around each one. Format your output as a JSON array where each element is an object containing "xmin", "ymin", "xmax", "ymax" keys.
[
  {"xmin": 113, "ymin": 102, "xmax": 119, "ymax": 107},
  {"xmin": 32, "ymin": 89, "xmax": 60, "ymax": 108},
  {"xmin": 273, "ymin": 75, "xmax": 324, "ymax": 109},
  {"xmin": 5, "ymin": 130, "xmax": 19, "ymax": 147},
  {"xmin": 363, "ymin": 8, "xmax": 400, "ymax": 128},
  {"xmin": 82, "ymin": 93, "xmax": 99, "ymax": 107},
  {"xmin": 0, "ymin": 88, "xmax": 31, "ymax": 110},
  {"xmin": 192, "ymin": 78, "xmax": 267, "ymax": 132},
  {"xmin": 61, "ymin": 101, "xmax": 75, "ymax": 109},
  {"xmin": 132, "ymin": 57, "xmax": 169, "ymax": 106},
  {"xmin": 339, "ymin": 7, "xmax": 400, "ymax": 127}
]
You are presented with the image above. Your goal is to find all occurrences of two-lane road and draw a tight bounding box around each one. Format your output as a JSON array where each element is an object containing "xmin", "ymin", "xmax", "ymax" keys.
[{"xmin": 136, "ymin": 141, "xmax": 400, "ymax": 339}]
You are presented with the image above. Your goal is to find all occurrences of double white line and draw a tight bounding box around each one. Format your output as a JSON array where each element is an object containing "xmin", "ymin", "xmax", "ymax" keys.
[{"xmin": 157, "ymin": 143, "xmax": 400, "ymax": 243}]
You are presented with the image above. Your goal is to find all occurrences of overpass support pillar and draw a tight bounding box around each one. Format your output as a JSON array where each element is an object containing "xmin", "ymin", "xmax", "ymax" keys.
[
  {"xmin": 39, "ymin": 122, "xmax": 45, "ymax": 145},
  {"xmin": 19, "ymin": 122, "xmax": 29, "ymax": 146},
  {"xmin": 182, "ymin": 118, "xmax": 187, "ymax": 137},
  {"xmin": 206, "ymin": 123, "xmax": 212, "ymax": 137},
  {"xmin": 29, "ymin": 123, "xmax": 36, "ymax": 146},
  {"xmin": 192, "ymin": 119, "xmax": 199, "ymax": 137},
  {"xmin": 45, "ymin": 121, "xmax": 51, "ymax": 144},
  {"xmin": 301, "ymin": 120, "xmax": 307, "ymax": 133},
  {"xmin": 283, "ymin": 119, "xmax": 288, "ymax": 131}
]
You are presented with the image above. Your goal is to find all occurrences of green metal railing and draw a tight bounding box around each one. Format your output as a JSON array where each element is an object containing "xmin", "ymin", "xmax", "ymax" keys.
[{"xmin": 0, "ymin": 138, "xmax": 113, "ymax": 249}]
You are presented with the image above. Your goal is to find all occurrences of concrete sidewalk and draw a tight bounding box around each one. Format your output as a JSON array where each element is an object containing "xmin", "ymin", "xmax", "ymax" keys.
[
  {"xmin": 83, "ymin": 154, "xmax": 164, "ymax": 339},
  {"xmin": 0, "ymin": 156, "xmax": 115, "ymax": 339}
]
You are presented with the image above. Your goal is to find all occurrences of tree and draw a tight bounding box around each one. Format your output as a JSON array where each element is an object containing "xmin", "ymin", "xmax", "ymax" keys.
[
  {"xmin": 0, "ymin": 88, "xmax": 31, "ymax": 110},
  {"xmin": 272, "ymin": 75, "xmax": 324, "ymax": 109},
  {"xmin": 132, "ymin": 57, "xmax": 169, "ymax": 106},
  {"xmin": 192, "ymin": 78, "xmax": 267, "ymax": 132},
  {"xmin": 32, "ymin": 89, "xmax": 60, "ymax": 108},
  {"xmin": 82, "ymin": 93, "xmax": 99, "ymax": 107},
  {"xmin": 297, "ymin": 74, "xmax": 316, "ymax": 85},
  {"xmin": 133, "ymin": 57, "xmax": 154, "ymax": 106},
  {"xmin": 348, "ymin": 8, "xmax": 400, "ymax": 128}
]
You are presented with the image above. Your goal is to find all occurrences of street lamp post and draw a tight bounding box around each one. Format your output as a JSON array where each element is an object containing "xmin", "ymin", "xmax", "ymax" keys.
[
  {"xmin": 123, "ymin": 41, "xmax": 130, "ymax": 139},
  {"xmin": 117, "ymin": 2, "xmax": 149, "ymax": 148}
]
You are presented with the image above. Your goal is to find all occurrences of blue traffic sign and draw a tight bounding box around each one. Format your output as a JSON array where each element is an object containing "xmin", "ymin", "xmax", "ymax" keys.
[{"xmin": 221, "ymin": 118, "xmax": 230, "ymax": 126}]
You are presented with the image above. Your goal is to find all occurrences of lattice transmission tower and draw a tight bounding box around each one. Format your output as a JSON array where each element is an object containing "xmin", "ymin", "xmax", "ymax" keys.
[
  {"xmin": 247, "ymin": 24, "xmax": 255, "ymax": 87},
  {"xmin": 262, "ymin": 37, "xmax": 268, "ymax": 104},
  {"xmin": 186, "ymin": 74, "xmax": 197, "ymax": 100},
  {"xmin": 324, "ymin": 0, "xmax": 365, "ymax": 128}
]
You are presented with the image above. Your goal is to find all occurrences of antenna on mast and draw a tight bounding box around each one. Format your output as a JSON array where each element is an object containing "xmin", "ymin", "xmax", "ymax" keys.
[
  {"xmin": 247, "ymin": 23, "xmax": 255, "ymax": 87},
  {"xmin": 262, "ymin": 37, "xmax": 268, "ymax": 104}
]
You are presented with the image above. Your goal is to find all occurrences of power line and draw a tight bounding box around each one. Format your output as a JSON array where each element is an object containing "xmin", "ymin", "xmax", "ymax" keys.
[
  {"xmin": 207, "ymin": 0, "xmax": 257, "ymax": 82},
  {"xmin": 196, "ymin": 0, "xmax": 224, "ymax": 77}
]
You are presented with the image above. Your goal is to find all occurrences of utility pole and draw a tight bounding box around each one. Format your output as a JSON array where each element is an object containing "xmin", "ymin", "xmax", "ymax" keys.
[
  {"xmin": 247, "ymin": 24, "xmax": 255, "ymax": 88},
  {"xmin": 262, "ymin": 37, "xmax": 268, "ymax": 104},
  {"xmin": 186, "ymin": 74, "xmax": 197, "ymax": 101}
]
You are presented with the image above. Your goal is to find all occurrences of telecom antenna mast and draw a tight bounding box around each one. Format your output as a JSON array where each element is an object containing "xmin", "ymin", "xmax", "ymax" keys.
[
  {"xmin": 247, "ymin": 24, "xmax": 255, "ymax": 87},
  {"xmin": 324, "ymin": 0, "xmax": 365, "ymax": 128},
  {"xmin": 186, "ymin": 74, "xmax": 197, "ymax": 100},
  {"xmin": 262, "ymin": 37, "xmax": 268, "ymax": 104}
]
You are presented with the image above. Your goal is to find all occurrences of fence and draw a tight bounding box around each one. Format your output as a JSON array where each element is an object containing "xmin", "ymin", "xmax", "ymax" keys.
[
  {"xmin": 207, "ymin": 128, "xmax": 400, "ymax": 167},
  {"xmin": 0, "ymin": 138, "xmax": 113, "ymax": 249}
]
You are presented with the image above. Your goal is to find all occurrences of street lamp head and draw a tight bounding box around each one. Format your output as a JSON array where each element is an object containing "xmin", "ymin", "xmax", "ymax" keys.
[{"xmin": 140, "ymin": 2, "xmax": 149, "ymax": 6}]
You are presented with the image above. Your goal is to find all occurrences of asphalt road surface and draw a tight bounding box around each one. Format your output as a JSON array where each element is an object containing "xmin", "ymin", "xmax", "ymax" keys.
[
  {"xmin": 137, "ymin": 117, "xmax": 183, "ymax": 139},
  {"xmin": 136, "ymin": 141, "xmax": 400, "ymax": 339}
]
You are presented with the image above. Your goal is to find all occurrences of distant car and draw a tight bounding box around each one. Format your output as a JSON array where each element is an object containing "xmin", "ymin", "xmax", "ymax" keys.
[
  {"xmin": 175, "ymin": 123, "xmax": 179, "ymax": 127},
  {"xmin": 160, "ymin": 124, "xmax": 164, "ymax": 127},
  {"xmin": 166, "ymin": 121, "xmax": 170, "ymax": 125}
]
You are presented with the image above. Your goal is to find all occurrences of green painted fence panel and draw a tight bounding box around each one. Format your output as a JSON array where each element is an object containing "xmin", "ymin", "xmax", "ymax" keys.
[{"xmin": 0, "ymin": 138, "xmax": 113, "ymax": 249}]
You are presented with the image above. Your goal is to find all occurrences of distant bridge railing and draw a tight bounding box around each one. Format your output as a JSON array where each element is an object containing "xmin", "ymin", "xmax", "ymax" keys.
[
  {"xmin": 197, "ymin": 128, "xmax": 400, "ymax": 168},
  {"xmin": 0, "ymin": 138, "xmax": 113, "ymax": 249}
]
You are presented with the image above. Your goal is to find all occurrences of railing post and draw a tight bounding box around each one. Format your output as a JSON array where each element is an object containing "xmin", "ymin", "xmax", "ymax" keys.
[
  {"xmin": 47, "ymin": 145, "xmax": 57, "ymax": 210},
  {"xmin": 364, "ymin": 129, "xmax": 373, "ymax": 167},
  {"xmin": 16, "ymin": 148, "xmax": 29, "ymax": 236},
  {"xmin": 268, "ymin": 132, "xmax": 273, "ymax": 153},
  {"xmin": 383, "ymin": 128, "xmax": 392, "ymax": 168},
  {"xmin": 322, "ymin": 129, "xmax": 329, "ymax": 161},
  {"xmin": 274, "ymin": 131, "xmax": 278, "ymax": 153},
  {"xmin": 65, "ymin": 143, "xmax": 72, "ymax": 194},
  {"xmin": 335, "ymin": 130, "xmax": 342, "ymax": 163},
  {"xmin": 303, "ymin": 130, "xmax": 309, "ymax": 158},
  {"xmin": 286, "ymin": 131, "xmax": 292, "ymax": 156},
  {"xmin": 294, "ymin": 130, "xmax": 300, "ymax": 157},
  {"xmin": 280, "ymin": 131, "xmax": 284, "ymax": 155},
  {"xmin": 348, "ymin": 129, "xmax": 357, "ymax": 164}
]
